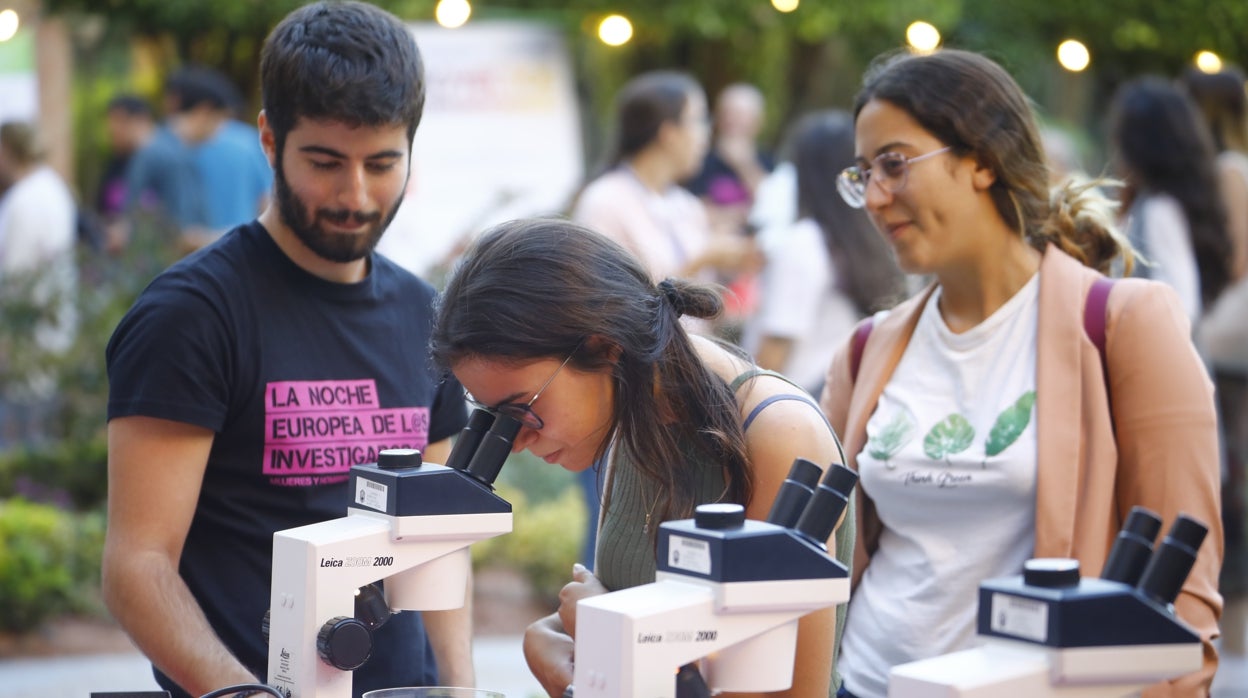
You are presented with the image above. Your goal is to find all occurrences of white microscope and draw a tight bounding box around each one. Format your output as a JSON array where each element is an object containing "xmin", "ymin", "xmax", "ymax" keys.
[
  {"xmin": 264, "ymin": 409, "xmax": 518, "ymax": 698},
  {"xmin": 570, "ymin": 457, "xmax": 858, "ymax": 698},
  {"xmin": 889, "ymin": 507, "xmax": 1208, "ymax": 698}
]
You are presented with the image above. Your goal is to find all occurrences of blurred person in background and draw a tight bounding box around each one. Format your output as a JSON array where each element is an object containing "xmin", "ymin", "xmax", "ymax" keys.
[
  {"xmin": 685, "ymin": 82, "xmax": 776, "ymax": 333},
  {"xmin": 97, "ymin": 94, "xmax": 157, "ymax": 253},
  {"xmin": 686, "ymin": 82, "xmax": 775, "ymax": 235},
  {"xmin": 571, "ymin": 70, "xmax": 751, "ymax": 287},
  {"xmin": 1182, "ymin": 66, "xmax": 1248, "ymax": 280},
  {"xmin": 744, "ymin": 110, "xmax": 905, "ymax": 396},
  {"xmin": 1182, "ymin": 65, "xmax": 1248, "ymax": 657},
  {"xmin": 1109, "ymin": 77, "xmax": 1233, "ymax": 324},
  {"xmin": 120, "ymin": 70, "xmax": 219, "ymax": 256},
  {"xmin": 748, "ymin": 157, "xmax": 797, "ymax": 235},
  {"xmin": 166, "ymin": 66, "xmax": 272, "ymax": 243},
  {"xmin": 0, "ymin": 121, "xmax": 78, "ymax": 449}
]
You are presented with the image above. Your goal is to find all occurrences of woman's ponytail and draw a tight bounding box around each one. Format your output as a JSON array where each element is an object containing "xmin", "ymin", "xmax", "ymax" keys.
[{"xmin": 1032, "ymin": 176, "xmax": 1137, "ymax": 275}]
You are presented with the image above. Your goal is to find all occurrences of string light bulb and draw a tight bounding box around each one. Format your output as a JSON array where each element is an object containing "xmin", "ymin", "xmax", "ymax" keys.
[
  {"xmin": 905, "ymin": 21, "xmax": 940, "ymax": 54},
  {"xmin": 598, "ymin": 14, "xmax": 633, "ymax": 47},
  {"xmin": 0, "ymin": 9, "xmax": 19, "ymax": 42},
  {"xmin": 1057, "ymin": 39, "xmax": 1091, "ymax": 72},
  {"xmin": 1195, "ymin": 51, "xmax": 1223, "ymax": 74},
  {"xmin": 435, "ymin": 0, "xmax": 471, "ymax": 29}
]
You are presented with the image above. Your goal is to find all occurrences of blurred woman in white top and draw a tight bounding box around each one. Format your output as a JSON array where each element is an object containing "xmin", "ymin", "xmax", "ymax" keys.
[
  {"xmin": 0, "ymin": 121, "xmax": 78, "ymax": 448},
  {"xmin": 1109, "ymin": 77, "xmax": 1232, "ymax": 323},
  {"xmin": 572, "ymin": 71, "xmax": 749, "ymax": 285},
  {"xmin": 745, "ymin": 111, "xmax": 905, "ymax": 394},
  {"xmin": 0, "ymin": 121, "xmax": 77, "ymax": 354}
]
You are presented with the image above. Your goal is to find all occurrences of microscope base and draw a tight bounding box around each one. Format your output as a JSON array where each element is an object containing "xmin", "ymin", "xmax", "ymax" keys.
[{"xmin": 889, "ymin": 639, "xmax": 1202, "ymax": 698}]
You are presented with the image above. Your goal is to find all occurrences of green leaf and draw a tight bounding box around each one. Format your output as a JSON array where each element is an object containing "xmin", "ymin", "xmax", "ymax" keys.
[
  {"xmin": 984, "ymin": 391, "xmax": 1037, "ymax": 459},
  {"xmin": 923, "ymin": 414, "xmax": 975, "ymax": 463},
  {"xmin": 867, "ymin": 410, "xmax": 916, "ymax": 468}
]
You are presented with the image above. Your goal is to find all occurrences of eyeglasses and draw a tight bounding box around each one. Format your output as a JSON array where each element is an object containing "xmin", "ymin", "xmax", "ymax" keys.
[
  {"xmin": 837, "ymin": 146, "xmax": 952, "ymax": 208},
  {"xmin": 464, "ymin": 348, "xmax": 578, "ymax": 430}
]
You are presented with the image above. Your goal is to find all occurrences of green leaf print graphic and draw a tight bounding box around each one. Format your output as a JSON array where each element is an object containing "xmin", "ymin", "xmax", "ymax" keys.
[
  {"xmin": 923, "ymin": 414, "xmax": 975, "ymax": 465},
  {"xmin": 983, "ymin": 391, "xmax": 1037, "ymax": 467},
  {"xmin": 867, "ymin": 411, "xmax": 917, "ymax": 469}
]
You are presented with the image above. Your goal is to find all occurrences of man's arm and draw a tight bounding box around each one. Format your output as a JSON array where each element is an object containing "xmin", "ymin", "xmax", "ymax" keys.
[
  {"xmin": 102, "ymin": 415, "xmax": 260, "ymax": 696},
  {"xmin": 420, "ymin": 436, "xmax": 477, "ymax": 687}
]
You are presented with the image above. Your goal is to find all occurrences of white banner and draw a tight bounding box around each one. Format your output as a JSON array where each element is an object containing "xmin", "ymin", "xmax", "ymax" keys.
[
  {"xmin": 0, "ymin": 29, "xmax": 38, "ymax": 123},
  {"xmin": 378, "ymin": 21, "xmax": 585, "ymax": 277}
]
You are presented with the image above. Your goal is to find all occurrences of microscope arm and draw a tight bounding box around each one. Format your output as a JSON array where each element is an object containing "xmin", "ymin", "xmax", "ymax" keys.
[
  {"xmin": 266, "ymin": 509, "xmax": 511, "ymax": 698},
  {"xmin": 574, "ymin": 575, "xmax": 850, "ymax": 698}
]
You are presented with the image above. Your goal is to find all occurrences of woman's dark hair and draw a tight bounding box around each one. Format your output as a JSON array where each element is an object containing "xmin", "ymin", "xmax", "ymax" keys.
[
  {"xmin": 611, "ymin": 71, "xmax": 702, "ymax": 165},
  {"xmin": 432, "ymin": 219, "xmax": 752, "ymax": 536},
  {"xmin": 1180, "ymin": 66, "xmax": 1248, "ymax": 154},
  {"xmin": 789, "ymin": 110, "xmax": 906, "ymax": 314},
  {"xmin": 260, "ymin": 1, "xmax": 426, "ymax": 156},
  {"xmin": 854, "ymin": 49, "xmax": 1130, "ymax": 274},
  {"xmin": 1110, "ymin": 77, "xmax": 1232, "ymax": 308}
]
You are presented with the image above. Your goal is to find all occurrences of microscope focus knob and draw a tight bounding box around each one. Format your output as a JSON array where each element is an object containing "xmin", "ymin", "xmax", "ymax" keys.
[
  {"xmin": 316, "ymin": 616, "xmax": 373, "ymax": 670},
  {"xmin": 695, "ymin": 503, "xmax": 746, "ymax": 530},
  {"xmin": 378, "ymin": 448, "xmax": 422, "ymax": 470},
  {"xmin": 1023, "ymin": 558, "xmax": 1081, "ymax": 588}
]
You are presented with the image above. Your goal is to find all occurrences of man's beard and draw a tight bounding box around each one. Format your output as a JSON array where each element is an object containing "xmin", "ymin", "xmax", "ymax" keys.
[{"xmin": 273, "ymin": 155, "xmax": 405, "ymax": 264}]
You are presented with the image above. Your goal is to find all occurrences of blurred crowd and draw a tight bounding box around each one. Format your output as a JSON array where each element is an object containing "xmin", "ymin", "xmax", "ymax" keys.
[
  {"xmin": 2, "ymin": 48, "xmax": 1247, "ymax": 660},
  {"xmin": 0, "ymin": 65, "xmax": 272, "ymax": 450}
]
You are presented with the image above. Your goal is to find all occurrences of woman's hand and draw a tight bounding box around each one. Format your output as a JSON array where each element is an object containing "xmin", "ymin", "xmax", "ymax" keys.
[
  {"xmin": 524, "ymin": 565, "xmax": 607, "ymax": 698},
  {"xmin": 523, "ymin": 613, "xmax": 576, "ymax": 698},
  {"xmin": 557, "ymin": 563, "xmax": 607, "ymax": 638}
]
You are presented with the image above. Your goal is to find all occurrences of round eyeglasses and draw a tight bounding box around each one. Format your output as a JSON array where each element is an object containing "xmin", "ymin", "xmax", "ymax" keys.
[
  {"xmin": 836, "ymin": 146, "xmax": 952, "ymax": 208},
  {"xmin": 463, "ymin": 348, "xmax": 577, "ymax": 430}
]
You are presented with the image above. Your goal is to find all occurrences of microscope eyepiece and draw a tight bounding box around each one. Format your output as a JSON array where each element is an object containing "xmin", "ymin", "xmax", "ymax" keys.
[
  {"xmin": 793, "ymin": 463, "xmax": 859, "ymax": 547},
  {"xmin": 1136, "ymin": 513, "xmax": 1209, "ymax": 608},
  {"xmin": 444, "ymin": 408, "xmax": 497, "ymax": 471},
  {"xmin": 465, "ymin": 413, "xmax": 523, "ymax": 486},
  {"xmin": 820, "ymin": 461, "xmax": 860, "ymax": 495},
  {"xmin": 1101, "ymin": 505, "xmax": 1162, "ymax": 586},
  {"xmin": 765, "ymin": 458, "xmax": 823, "ymax": 528}
]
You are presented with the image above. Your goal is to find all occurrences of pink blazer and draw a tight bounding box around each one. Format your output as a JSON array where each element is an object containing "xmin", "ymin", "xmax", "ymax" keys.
[{"xmin": 821, "ymin": 247, "xmax": 1223, "ymax": 696}]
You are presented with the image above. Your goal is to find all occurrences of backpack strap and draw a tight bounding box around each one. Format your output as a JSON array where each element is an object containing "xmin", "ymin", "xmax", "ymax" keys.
[
  {"xmin": 1084, "ymin": 278, "xmax": 1114, "ymax": 382},
  {"xmin": 850, "ymin": 318, "xmax": 875, "ymax": 383},
  {"xmin": 1084, "ymin": 278, "xmax": 1115, "ymax": 424}
]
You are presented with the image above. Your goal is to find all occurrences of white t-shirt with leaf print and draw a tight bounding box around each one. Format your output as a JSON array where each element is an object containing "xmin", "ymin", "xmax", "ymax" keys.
[{"xmin": 838, "ymin": 274, "xmax": 1040, "ymax": 698}]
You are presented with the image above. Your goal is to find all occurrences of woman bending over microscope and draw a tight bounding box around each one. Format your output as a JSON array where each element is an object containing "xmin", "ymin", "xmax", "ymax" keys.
[{"xmin": 432, "ymin": 218, "xmax": 852, "ymax": 697}]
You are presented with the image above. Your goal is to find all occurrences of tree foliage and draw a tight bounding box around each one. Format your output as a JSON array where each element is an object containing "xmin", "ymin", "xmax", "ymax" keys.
[
  {"xmin": 46, "ymin": 0, "xmax": 1245, "ymax": 68},
  {"xmin": 44, "ymin": 0, "xmax": 1248, "ymax": 165}
]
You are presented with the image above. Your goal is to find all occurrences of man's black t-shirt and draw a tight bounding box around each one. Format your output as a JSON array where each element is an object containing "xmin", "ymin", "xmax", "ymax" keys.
[{"xmin": 107, "ymin": 221, "xmax": 468, "ymax": 697}]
